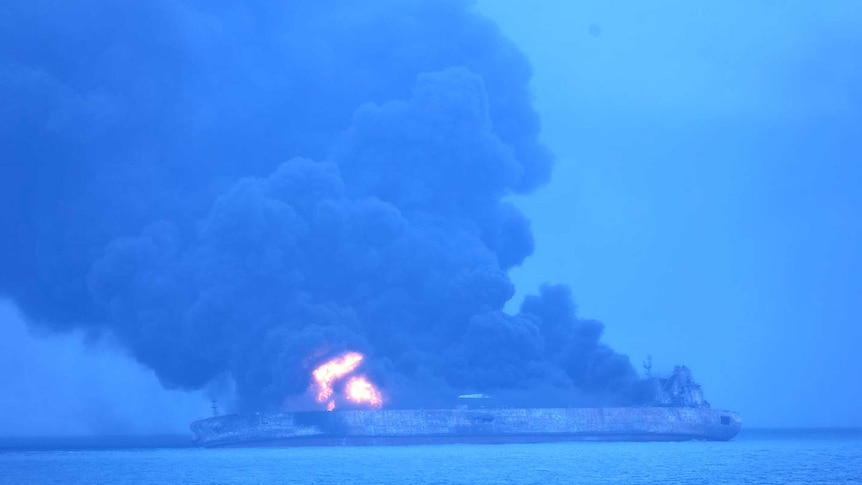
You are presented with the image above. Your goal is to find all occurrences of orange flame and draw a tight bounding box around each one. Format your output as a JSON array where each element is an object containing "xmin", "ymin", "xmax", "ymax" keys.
[
  {"xmin": 345, "ymin": 376, "xmax": 383, "ymax": 408},
  {"xmin": 312, "ymin": 351, "xmax": 364, "ymax": 405},
  {"xmin": 309, "ymin": 351, "xmax": 384, "ymax": 411}
]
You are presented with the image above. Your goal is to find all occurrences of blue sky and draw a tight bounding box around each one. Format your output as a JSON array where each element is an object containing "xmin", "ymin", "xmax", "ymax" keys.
[{"xmin": 478, "ymin": 0, "xmax": 862, "ymax": 426}]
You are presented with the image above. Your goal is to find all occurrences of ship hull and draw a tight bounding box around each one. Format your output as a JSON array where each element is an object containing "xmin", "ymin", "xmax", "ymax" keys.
[{"xmin": 190, "ymin": 407, "xmax": 742, "ymax": 447}]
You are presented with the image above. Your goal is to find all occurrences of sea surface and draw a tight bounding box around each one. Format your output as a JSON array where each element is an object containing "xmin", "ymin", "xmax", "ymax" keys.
[{"xmin": 1, "ymin": 429, "xmax": 860, "ymax": 484}]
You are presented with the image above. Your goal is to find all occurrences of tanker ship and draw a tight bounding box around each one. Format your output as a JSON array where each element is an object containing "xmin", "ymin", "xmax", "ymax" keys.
[{"xmin": 190, "ymin": 366, "xmax": 742, "ymax": 446}]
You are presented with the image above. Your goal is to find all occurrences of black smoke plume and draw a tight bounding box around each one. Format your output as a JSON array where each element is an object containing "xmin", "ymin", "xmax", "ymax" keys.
[{"xmin": 1, "ymin": 0, "xmax": 642, "ymax": 410}]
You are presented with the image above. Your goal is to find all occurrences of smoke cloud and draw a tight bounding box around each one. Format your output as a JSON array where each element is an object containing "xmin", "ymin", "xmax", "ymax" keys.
[{"xmin": 2, "ymin": 0, "xmax": 642, "ymax": 411}]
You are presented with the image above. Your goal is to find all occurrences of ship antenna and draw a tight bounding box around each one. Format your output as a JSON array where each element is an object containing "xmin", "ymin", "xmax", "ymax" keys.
[
  {"xmin": 643, "ymin": 355, "xmax": 653, "ymax": 377},
  {"xmin": 211, "ymin": 399, "xmax": 219, "ymax": 417}
]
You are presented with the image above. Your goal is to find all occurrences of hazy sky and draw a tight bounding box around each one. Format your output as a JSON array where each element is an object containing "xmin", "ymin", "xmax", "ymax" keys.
[
  {"xmin": 1, "ymin": 0, "xmax": 860, "ymax": 434},
  {"xmin": 0, "ymin": 300, "xmax": 204, "ymax": 435},
  {"xmin": 477, "ymin": 0, "xmax": 862, "ymax": 426}
]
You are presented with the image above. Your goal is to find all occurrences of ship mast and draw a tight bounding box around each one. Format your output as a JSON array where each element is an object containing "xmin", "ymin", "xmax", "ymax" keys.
[{"xmin": 643, "ymin": 354, "xmax": 653, "ymax": 377}]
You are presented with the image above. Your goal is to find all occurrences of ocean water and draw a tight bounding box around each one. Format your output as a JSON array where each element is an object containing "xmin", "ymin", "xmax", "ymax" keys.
[{"xmin": 1, "ymin": 430, "xmax": 860, "ymax": 484}]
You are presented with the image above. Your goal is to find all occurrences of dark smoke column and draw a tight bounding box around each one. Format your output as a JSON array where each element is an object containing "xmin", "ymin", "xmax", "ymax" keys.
[{"xmin": 0, "ymin": 0, "xmax": 640, "ymax": 410}]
